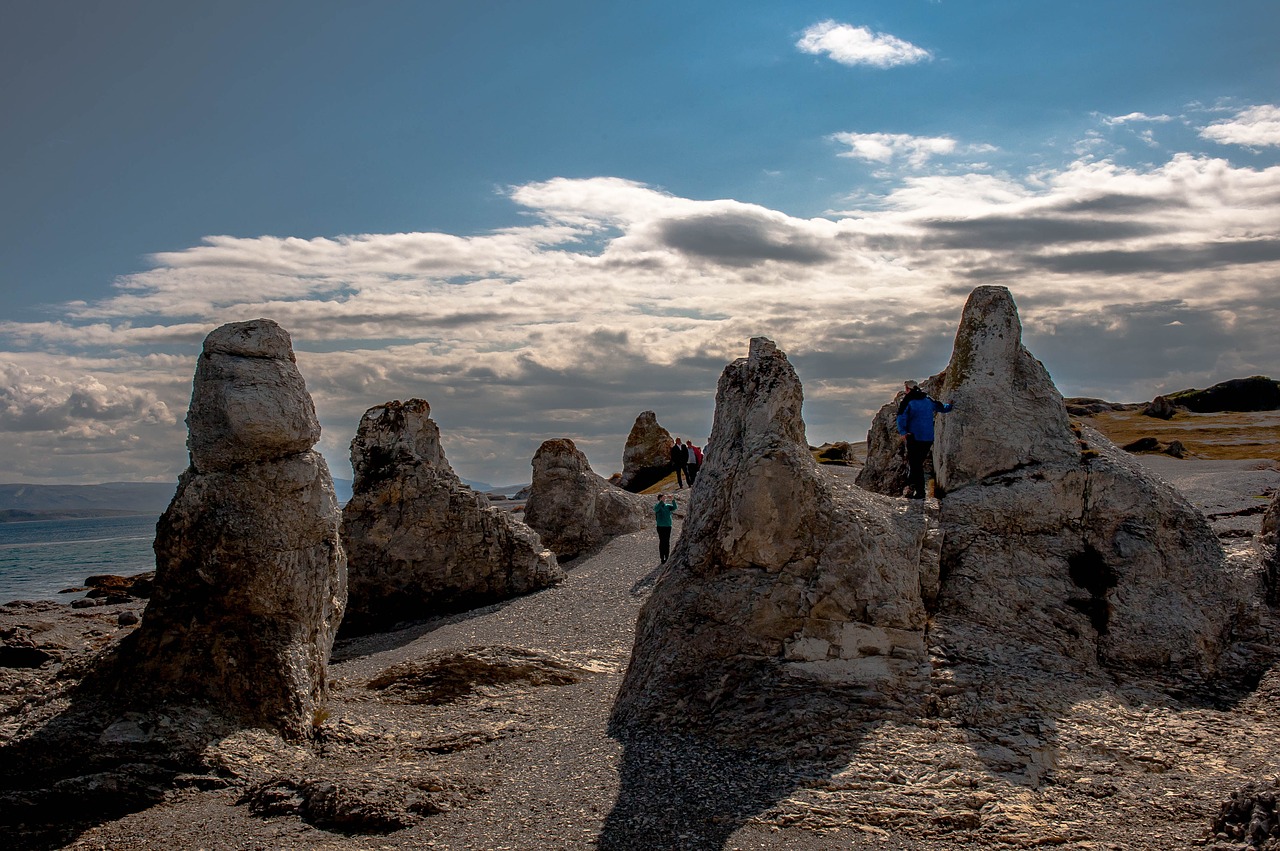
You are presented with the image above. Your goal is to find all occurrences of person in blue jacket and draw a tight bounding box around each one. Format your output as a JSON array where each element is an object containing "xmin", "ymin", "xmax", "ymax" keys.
[{"xmin": 895, "ymin": 380, "xmax": 953, "ymax": 499}]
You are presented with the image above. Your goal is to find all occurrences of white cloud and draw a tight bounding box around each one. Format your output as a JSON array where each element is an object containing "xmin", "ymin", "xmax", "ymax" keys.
[
  {"xmin": 1200, "ymin": 104, "xmax": 1280, "ymax": 148},
  {"xmin": 2, "ymin": 153, "xmax": 1280, "ymax": 485},
  {"xmin": 796, "ymin": 21, "xmax": 932, "ymax": 68},
  {"xmin": 829, "ymin": 132, "xmax": 968, "ymax": 167},
  {"xmin": 1101, "ymin": 112, "xmax": 1173, "ymax": 126}
]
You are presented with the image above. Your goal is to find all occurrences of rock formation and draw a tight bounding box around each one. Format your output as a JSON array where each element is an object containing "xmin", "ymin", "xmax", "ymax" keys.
[
  {"xmin": 904, "ymin": 287, "xmax": 1233, "ymax": 673},
  {"xmin": 617, "ymin": 411, "xmax": 674, "ymax": 492},
  {"xmin": 617, "ymin": 288, "xmax": 1254, "ymax": 750},
  {"xmin": 341, "ymin": 399, "xmax": 561, "ymax": 633},
  {"xmin": 614, "ymin": 338, "xmax": 940, "ymax": 735},
  {"xmin": 1142, "ymin": 394, "xmax": 1177, "ymax": 419},
  {"xmin": 116, "ymin": 319, "xmax": 346, "ymax": 740},
  {"xmin": 524, "ymin": 438, "xmax": 650, "ymax": 560}
]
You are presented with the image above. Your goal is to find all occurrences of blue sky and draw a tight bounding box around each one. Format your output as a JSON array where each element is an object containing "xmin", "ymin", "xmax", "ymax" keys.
[{"xmin": 2, "ymin": 0, "xmax": 1279, "ymax": 485}]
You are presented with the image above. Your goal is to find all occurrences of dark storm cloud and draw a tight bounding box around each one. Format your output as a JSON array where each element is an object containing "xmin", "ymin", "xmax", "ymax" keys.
[
  {"xmin": 1050, "ymin": 194, "xmax": 1178, "ymax": 215},
  {"xmin": 657, "ymin": 212, "xmax": 834, "ymax": 266},
  {"xmin": 922, "ymin": 215, "xmax": 1165, "ymax": 250}
]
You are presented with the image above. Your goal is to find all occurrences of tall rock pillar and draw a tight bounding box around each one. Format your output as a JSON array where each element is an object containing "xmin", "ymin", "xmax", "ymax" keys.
[{"xmin": 118, "ymin": 319, "xmax": 346, "ymax": 739}]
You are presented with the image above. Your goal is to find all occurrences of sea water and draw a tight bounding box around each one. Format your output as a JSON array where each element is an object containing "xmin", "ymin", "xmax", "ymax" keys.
[{"xmin": 0, "ymin": 515, "xmax": 159, "ymax": 603}]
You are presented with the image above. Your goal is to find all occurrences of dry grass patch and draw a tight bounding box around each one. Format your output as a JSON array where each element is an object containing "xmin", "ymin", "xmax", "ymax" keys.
[{"xmin": 1082, "ymin": 409, "xmax": 1280, "ymax": 461}]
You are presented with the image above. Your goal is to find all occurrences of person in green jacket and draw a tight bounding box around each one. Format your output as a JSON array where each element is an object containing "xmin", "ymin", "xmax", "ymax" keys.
[{"xmin": 653, "ymin": 494, "xmax": 677, "ymax": 563}]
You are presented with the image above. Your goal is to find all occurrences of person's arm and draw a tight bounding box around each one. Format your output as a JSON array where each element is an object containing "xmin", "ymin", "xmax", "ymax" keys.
[{"xmin": 896, "ymin": 410, "xmax": 909, "ymax": 435}]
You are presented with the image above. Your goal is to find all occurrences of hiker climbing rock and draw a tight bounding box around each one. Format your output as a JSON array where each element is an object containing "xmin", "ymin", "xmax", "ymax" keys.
[{"xmin": 895, "ymin": 380, "xmax": 952, "ymax": 499}]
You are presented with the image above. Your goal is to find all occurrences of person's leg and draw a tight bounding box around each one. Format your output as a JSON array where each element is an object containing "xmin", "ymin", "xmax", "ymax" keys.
[
  {"xmin": 673, "ymin": 463, "xmax": 684, "ymax": 488},
  {"xmin": 657, "ymin": 525, "xmax": 671, "ymax": 562},
  {"xmin": 922, "ymin": 440, "xmax": 937, "ymax": 497},
  {"xmin": 687, "ymin": 463, "xmax": 697, "ymax": 485},
  {"xmin": 906, "ymin": 439, "xmax": 928, "ymax": 497}
]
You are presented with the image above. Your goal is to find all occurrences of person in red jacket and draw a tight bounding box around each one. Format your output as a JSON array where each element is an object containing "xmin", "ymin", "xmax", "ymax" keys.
[{"xmin": 685, "ymin": 441, "xmax": 703, "ymax": 486}]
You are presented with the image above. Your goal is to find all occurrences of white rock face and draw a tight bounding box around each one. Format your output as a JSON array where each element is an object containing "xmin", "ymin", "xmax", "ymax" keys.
[
  {"xmin": 120, "ymin": 319, "xmax": 346, "ymax": 740},
  {"xmin": 342, "ymin": 399, "xmax": 561, "ymax": 633},
  {"xmin": 933, "ymin": 286, "xmax": 1079, "ymax": 493},
  {"xmin": 614, "ymin": 338, "xmax": 939, "ymax": 734},
  {"xmin": 1261, "ymin": 492, "xmax": 1279, "ymax": 604},
  {"xmin": 617, "ymin": 411, "xmax": 674, "ymax": 492},
  {"xmin": 524, "ymin": 438, "xmax": 650, "ymax": 559}
]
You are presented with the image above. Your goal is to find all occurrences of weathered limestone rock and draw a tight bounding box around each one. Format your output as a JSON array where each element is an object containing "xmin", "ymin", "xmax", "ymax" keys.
[
  {"xmin": 342, "ymin": 399, "xmax": 561, "ymax": 633},
  {"xmin": 614, "ymin": 338, "xmax": 939, "ymax": 737},
  {"xmin": 617, "ymin": 411, "xmax": 674, "ymax": 492},
  {"xmin": 524, "ymin": 438, "xmax": 649, "ymax": 560},
  {"xmin": 1262, "ymin": 492, "xmax": 1279, "ymax": 605},
  {"xmin": 117, "ymin": 319, "xmax": 346, "ymax": 739},
  {"xmin": 932, "ymin": 287, "xmax": 1080, "ymax": 492}
]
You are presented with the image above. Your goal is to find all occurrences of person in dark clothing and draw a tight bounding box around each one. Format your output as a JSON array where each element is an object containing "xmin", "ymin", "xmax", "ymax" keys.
[
  {"xmin": 653, "ymin": 494, "xmax": 677, "ymax": 562},
  {"xmin": 895, "ymin": 380, "xmax": 953, "ymax": 499},
  {"xmin": 669, "ymin": 438, "xmax": 688, "ymax": 488}
]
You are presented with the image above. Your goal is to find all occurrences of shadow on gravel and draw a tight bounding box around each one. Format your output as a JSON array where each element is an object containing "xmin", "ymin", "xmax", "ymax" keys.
[
  {"xmin": 599, "ymin": 719, "xmax": 875, "ymax": 851},
  {"xmin": 0, "ymin": 656, "xmax": 227, "ymax": 851},
  {"xmin": 599, "ymin": 729, "xmax": 816, "ymax": 851},
  {"xmin": 331, "ymin": 596, "xmax": 526, "ymax": 662}
]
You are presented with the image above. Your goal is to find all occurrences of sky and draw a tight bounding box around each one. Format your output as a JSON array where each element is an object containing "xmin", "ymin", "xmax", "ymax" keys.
[{"xmin": 2, "ymin": 0, "xmax": 1279, "ymax": 488}]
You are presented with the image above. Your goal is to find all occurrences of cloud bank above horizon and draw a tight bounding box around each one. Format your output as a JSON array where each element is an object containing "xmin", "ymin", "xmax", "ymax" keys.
[{"xmin": 2, "ymin": 97, "xmax": 1278, "ymax": 487}]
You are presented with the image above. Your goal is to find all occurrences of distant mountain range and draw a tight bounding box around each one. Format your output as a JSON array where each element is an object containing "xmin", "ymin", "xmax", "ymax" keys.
[
  {"xmin": 0, "ymin": 482, "xmax": 176, "ymax": 519},
  {"xmin": 0, "ymin": 476, "xmax": 529, "ymax": 522}
]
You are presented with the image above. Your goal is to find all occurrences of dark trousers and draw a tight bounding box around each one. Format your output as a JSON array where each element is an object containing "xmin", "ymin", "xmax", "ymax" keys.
[
  {"xmin": 686, "ymin": 463, "xmax": 699, "ymax": 486},
  {"xmin": 671, "ymin": 462, "xmax": 685, "ymax": 488},
  {"xmin": 657, "ymin": 525, "xmax": 672, "ymax": 562},
  {"xmin": 906, "ymin": 438, "xmax": 933, "ymax": 498}
]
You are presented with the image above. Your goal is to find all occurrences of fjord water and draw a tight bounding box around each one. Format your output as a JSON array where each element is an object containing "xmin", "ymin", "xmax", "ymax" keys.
[{"xmin": 0, "ymin": 515, "xmax": 158, "ymax": 602}]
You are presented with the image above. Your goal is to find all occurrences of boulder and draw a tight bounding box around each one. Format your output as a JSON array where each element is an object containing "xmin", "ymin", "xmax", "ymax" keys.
[
  {"xmin": 84, "ymin": 572, "xmax": 154, "ymax": 599},
  {"xmin": 1122, "ymin": 436, "xmax": 1160, "ymax": 453},
  {"xmin": 1142, "ymin": 394, "xmax": 1177, "ymax": 419},
  {"xmin": 812, "ymin": 441, "xmax": 856, "ymax": 466},
  {"xmin": 524, "ymin": 438, "xmax": 650, "ymax": 560},
  {"xmin": 115, "ymin": 319, "xmax": 346, "ymax": 740},
  {"xmin": 614, "ymin": 338, "xmax": 939, "ymax": 737},
  {"xmin": 341, "ymin": 399, "xmax": 561, "ymax": 634},
  {"xmin": 617, "ymin": 411, "xmax": 674, "ymax": 492}
]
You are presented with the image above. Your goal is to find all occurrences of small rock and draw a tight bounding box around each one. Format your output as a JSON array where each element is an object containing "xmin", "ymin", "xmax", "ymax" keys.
[{"xmin": 118, "ymin": 611, "xmax": 140, "ymax": 626}]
